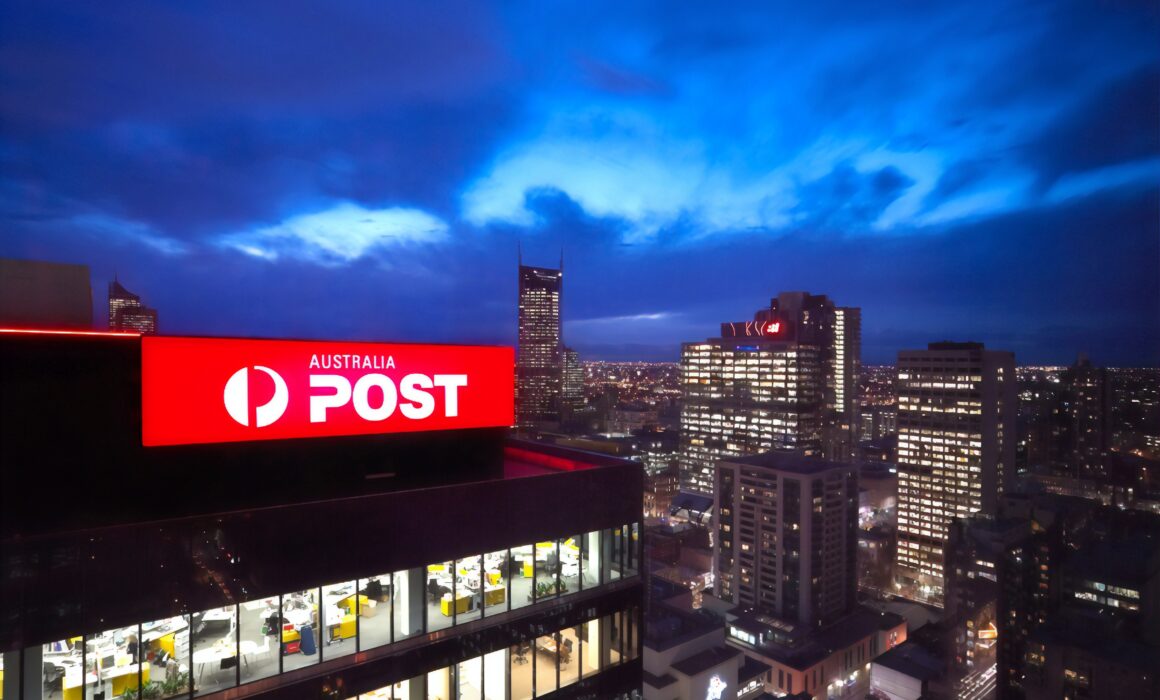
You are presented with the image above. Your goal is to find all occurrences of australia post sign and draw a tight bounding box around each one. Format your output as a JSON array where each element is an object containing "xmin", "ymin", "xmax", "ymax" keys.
[{"xmin": 142, "ymin": 336, "xmax": 514, "ymax": 447}]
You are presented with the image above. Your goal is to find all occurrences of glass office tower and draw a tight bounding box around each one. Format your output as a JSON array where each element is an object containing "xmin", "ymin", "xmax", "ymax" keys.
[
  {"xmin": 0, "ymin": 330, "xmax": 643, "ymax": 700},
  {"xmin": 516, "ymin": 262, "xmax": 563, "ymax": 431}
]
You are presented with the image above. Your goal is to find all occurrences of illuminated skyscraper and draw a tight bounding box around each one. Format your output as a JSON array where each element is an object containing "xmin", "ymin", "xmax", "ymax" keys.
[
  {"xmin": 516, "ymin": 257, "xmax": 562, "ymax": 430},
  {"xmin": 561, "ymin": 346, "xmax": 585, "ymax": 413},
  {"xmin": 894, "ymin": 342, "xmax": 1016, "ymax": 606},
  {"xmin": 677, "ymin": 292, "xmax": 860, "ymax": 496},
  {"xmin": 108, "ymin": 278, "xmax": 158, "ymax": 334}
]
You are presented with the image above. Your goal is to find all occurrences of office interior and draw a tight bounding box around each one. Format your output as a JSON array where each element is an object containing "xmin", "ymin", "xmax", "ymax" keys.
[{"xmin": 19, "ymin": 524, "xmax": 638, "ymax": 700}]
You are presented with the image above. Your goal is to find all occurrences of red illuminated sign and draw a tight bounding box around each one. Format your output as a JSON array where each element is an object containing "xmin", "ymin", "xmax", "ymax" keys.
[
  {"xmin": 763, "ymin": 321, "xmax": 781, "ymax": 335},
  {"xmin": 142, "ymin": 336, "xmax": 514, "ymax": 446}
]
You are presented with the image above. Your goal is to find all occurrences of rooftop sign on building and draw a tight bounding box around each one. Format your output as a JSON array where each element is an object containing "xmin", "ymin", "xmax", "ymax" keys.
[{"xmin": 142, "ymin": 336, "xmax": 514, "ymax": 446}]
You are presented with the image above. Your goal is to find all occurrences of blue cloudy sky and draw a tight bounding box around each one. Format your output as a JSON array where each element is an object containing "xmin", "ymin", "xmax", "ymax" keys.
[{"xmin": 1, "ymin": 0, "xmax": 1157, "ymax": 363}]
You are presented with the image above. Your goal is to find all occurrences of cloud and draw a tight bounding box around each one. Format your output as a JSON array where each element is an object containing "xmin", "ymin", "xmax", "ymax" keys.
[
  {"xmin": 569, "ymin": 311, "xmax": 676, "ymax": 324},
  {"xmin": 220, "ymin": 202, "xmax": 449, "ymax": 265}
]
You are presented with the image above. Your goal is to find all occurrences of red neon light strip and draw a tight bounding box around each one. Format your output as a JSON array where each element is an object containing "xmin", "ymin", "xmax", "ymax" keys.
[
  {"xmin": 504, "ymin": 446, "xmax": 592, "ymax": 472},
  {"xmin": 0, "ymin": 327, "xmax": 141, "ymax": 337}
]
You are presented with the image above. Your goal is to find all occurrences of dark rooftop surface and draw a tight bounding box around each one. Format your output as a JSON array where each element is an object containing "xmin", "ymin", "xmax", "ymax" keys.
[
  {"xmin": 873, "ymin": 642, "xmax": 944, "ymax": 681},
  {"xmin": 642, "ymin": 669, "xmax": 677, "ymax": 689},
  {"xmin": 739, "ymin": 656, "xmax": 772, "ymax": 682},
  {"xmin": 721, "ymin": 450, "xmax": 853, "ymax": 475},
  {"xmin": 732, "ymin": 606, "xmax": 906, "ymax": 670},
  {"xmin": 1066, "ymin": 534, "xmax": 1160, "ymax": 584},
  {"xmin": 670, "ymin": 645, "xmax": 741, "ymax": 677}
]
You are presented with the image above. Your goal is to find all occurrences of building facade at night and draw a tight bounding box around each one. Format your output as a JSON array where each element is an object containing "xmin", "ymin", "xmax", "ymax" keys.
[
  {"xmin": 678, "ymin": 292, "xmax": 861, "ymax": 496},
  {"xmin": 894, "ymin": 342, "xmax": 1016, "ymax": 606},
  {"xmin": 516, "ymin": 261, "xmax": 563, "ymax": 431},
  {"xmin": 0, "ymin": 257, "xmax": 93, "ymax": 330},
  {"xmin": 0, "ymin": 330, "xmax": 643, "ymax": 700},
  {"xmin": 713, "ymin": 453, "xmax": 858, "ymax": 627},
  {"xmin": 107, "ymin": 279, "xmax": 158, "ymax": 334}
]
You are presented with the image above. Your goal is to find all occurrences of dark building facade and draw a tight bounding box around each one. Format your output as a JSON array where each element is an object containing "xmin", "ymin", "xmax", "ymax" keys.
[
  {"xmin": 0, "ymin": 258, "xmax": 93, "ymax": 330},
  {"xmin": 516, "ymin": 262, "xmax": 563, "ymax": 432},
  {"xmin": 0, "ymin": 330, "xmax": 643, "ymax": 700}
]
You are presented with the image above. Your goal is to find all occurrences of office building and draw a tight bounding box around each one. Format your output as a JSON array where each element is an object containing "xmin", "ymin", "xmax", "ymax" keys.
[
  {"xmin": 714, "ymin": 452, "xmax": 858, "ymax": 628},
  {"xmin": 516, "ymin": 260, "xmax": 563, "ymax": 431},
  {"xmin": 678, "ymin": 292, "xmax": 860, "ymax": 496},
  {"xmin": 0, "ymin": 330, "xmax": 643, "ymax": 700},
  {"xmin": 0, "ymin": 257, "xmax": 92, "ymax": 329},
  {"xmin": 108, "ymin": 278, "xmax": 158, "ymax": 334},
  {"xmin": 894, "ymin": 342, "xmax": 1016, "ymax": 606}
]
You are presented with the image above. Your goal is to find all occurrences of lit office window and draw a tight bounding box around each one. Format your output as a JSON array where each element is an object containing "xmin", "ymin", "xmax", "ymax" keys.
[
  {"xmin": 42, "ymin": 637, "xmax": 81, "ymax": 700},
  {"xmin": 582, "ymin": 530, "xmax": 602, "ymax": 587},
  {"xmin": 454, "ymin": 555, "xmax": 485, "ymax": 625},
  {"xmin": 190, "ymin": 606, "xmax": 237, "ymax": 696},
  {"xmin": 482, "ymin": 549, "xmax": 509, "ymax": 615},
  {"xmin": 427, "ymin": 665, "xmax": 451, "ymax": 700},
  {"xmin": 558, "ymin": 624, "xmax": 580, "ymax": 689},
  {"xmin": 534, "ymin": 540, "xmax": 560, "ymax": 601},
  {"xmin": 482, "ymin": 648, "xmax": 507, "ymax": 700},
  {"xmin": 392, "ymin": 567, "xmax": 424, "ymax": 644},
  {"xmin": 280, "ymin": 588, "xmax": 320, "ymax": 672},
  {"xmin": 510, "ymin": 545, "xmax": 535, "ymax": 611},
  {"xmin": 426, "ymin": 561, "xmax": 456, "ymax": 632},
  {"xmin": 319, "ymin": 581, "xmax": 357, "ymax": 659},
  {"xmin": 141, "ymin": 616, "xmax": 191, "ymax": 699},
  {"xmin": 510, "ymin": 642, "xmax": 533, "ymax": 700},
  {"xmin": 457, "ymin": 655, "xmax": 482, "ymax": 700},
  {"xmin": 360, "ymin": 574, "xmax": 393, "ymax": 649},
  {"xmin": 579, "ymin": 619, "xmax": 602, "ymax": 679},
  {"xmin": 238, "ymin": 598, "xmax": 278, "ymax": 684},
  {"xmin": 534, "ymin": 632, "xmax": 558, "ymax": 696},
  {"xmin": 559, "ymin": 535, "xmax": 582, "ymax": 596}
]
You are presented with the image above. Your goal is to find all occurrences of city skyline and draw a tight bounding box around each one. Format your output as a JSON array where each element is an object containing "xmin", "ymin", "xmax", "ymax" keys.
[{"xmin": 1, "ymin": 1, "xmax": 1157, "ymax": 366}]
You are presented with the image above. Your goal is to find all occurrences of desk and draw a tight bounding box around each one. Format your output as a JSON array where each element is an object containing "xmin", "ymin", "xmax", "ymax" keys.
[
  {"xmin": 485, "ymin": 569, "xmax": 502, "ymax": 585},
  {"xmin": 483, "ymin": 585, "xmax": 506, "ymax": 607},
  {"xmin": 63, "ymin": 663, "xmax": 150, "ymax": 700},
  {"xmin": 337, "ymin": 594, "xmax": 368, "ymax": 616},
  {"xmin": 192, "ymin": 644, "xmax": 236, "ymax": 681},
  {"xmin": 326, "ymin": 613, "xmax": 357, "ymax": 641},
  {"xmin": 440, "ymin": 593, "xmax": 474, "ymax": 616}
]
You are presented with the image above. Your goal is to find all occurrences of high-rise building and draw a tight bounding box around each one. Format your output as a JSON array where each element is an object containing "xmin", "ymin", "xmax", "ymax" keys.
[
  {"xmin": 516, "ymin": 259, "xmax": 562, "ymax": 430},
  {"xmin": 561, "ymin": 346, "xmax": 584, "ymax": 414},
  {"xmin": 108, "ymin": 278, "xmax": 158, "ymax": 334},
  {"xmin": 1, "ymin": 330, "xmax": 644, "ymax": 700},
  {"xmin": 678, "ymin": 291, "xmax": 860, "ymax": 496},
  {"xmin": 894, "ymin": 342, "xmax": 1016, "ymax": 606},
  {"xmin": 0, "ymin": 257, "xmax": 93, "ymax": 329},
  {"xmin": 714, "ymin": 452, "xmax": 858, "ymax": 629}
]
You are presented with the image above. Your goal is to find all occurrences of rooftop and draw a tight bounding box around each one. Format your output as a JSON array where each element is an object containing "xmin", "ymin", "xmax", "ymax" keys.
[
  {"xmin": 721, "ymin": 450, "xmax": 854, "ymax": 476},
  {"xmin": 872, "ymin": 642, "xmax": 944, "ymax": 681},
  {"xmin": 670, "ymin": 645, "xmax": 741, "ymax": 677},
  {"xmin": 730, "ymin": 606, "xmax": 906, "ymax": 671}
]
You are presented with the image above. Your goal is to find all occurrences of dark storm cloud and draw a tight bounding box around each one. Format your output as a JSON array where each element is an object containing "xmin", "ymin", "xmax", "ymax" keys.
[
  {"xmin": 793, "ymin": 164, "xmax": 915, "ymax": 233},
  {"xmin": 1027, "ymin": 65, "xmax": 1160, "ymax": 188}
]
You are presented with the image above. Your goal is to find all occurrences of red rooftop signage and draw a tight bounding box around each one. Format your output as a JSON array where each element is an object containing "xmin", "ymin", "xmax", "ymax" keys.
[{"xmin": 142, "ymin": 336, "xmax": 514, "ymax": 446}]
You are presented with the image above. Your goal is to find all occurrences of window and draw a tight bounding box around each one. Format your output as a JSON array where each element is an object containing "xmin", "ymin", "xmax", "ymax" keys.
[
  {"xmin": 280, "ymin": 588, "xmax": 319, "ymax": 672},
  {"xmin": 143, "ymin": 616, "xmax": 191, "ymax": 699},
  {"xmin": 238, "ymin": 599, "xmax": 277, "ymax": 684},
  {"xmin": 427, "ymin": 560, "xmax": 455, "ymax": 632},
  {"xmin": 190, "ymin": 606, "xmax": 237, "ymax": 696},
  {"xmin": 534, "ymin": 632, "xmax": 558, "ymax": 696},
  {"xmin": 319, "ymin": 580, "xmax": 357, "ymax": 660},
  {"xmin": 510, "ymin": 544, "xmax": 535, "ymax": 611}
]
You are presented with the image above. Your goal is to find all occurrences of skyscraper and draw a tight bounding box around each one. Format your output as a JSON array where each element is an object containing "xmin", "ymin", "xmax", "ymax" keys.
[
  {"xmin": 108, "ymin": 278, "xmax": 158, "ymax": 334},
  {"xmin": 714, "ymin": 452, "xmax": 858, "ymax": 628},
  {"xmin": 516, "ymin": 257, "xmax": 562, "ymax": 430},
  {"xmin": 894, "ymin": 342, "xmax": 1016, "ymax": 606},
  {"xmin": 678, "ymin": 292, "xmax": 860, "ymax": 496}
]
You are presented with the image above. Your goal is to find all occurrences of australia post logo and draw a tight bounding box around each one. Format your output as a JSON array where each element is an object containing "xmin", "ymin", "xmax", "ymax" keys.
[{"xmin": 141, "ymin": 337, "xmax": 514, "ymax": 447}]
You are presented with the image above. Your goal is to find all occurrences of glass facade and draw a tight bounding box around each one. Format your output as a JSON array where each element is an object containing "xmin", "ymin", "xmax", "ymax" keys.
[
  {"xmin": 22, "ymin": 525, "xmax": 640, "ymax": 700},
  {"xmin": 357, "ymin": 611, "xmax": 636, "ymax": 700}
]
